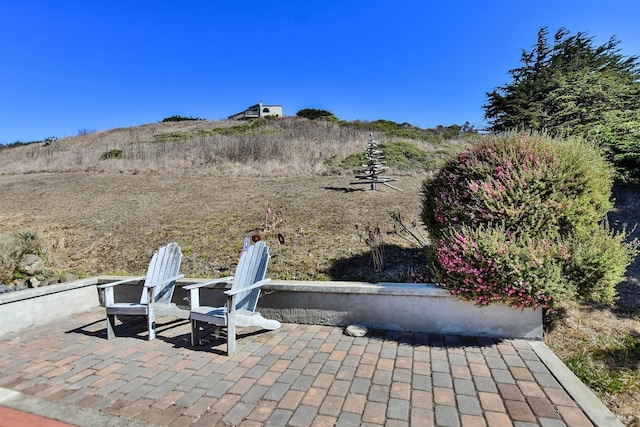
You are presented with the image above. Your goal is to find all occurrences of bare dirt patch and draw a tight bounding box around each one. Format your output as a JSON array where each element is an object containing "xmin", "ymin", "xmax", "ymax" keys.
[{"xmin": 0, "ymin": 171, "xmax": 428, "ymax": 282}]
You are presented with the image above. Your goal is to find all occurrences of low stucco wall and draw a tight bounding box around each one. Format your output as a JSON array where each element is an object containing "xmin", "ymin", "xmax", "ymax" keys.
[
  {"xmin": 0, "ymin": 278, "xmax": 100, "ymax": 336},
  {"xmin": 258, "ymin": 281, "xmax": 543, "ymax": 340},
  {"xmin": 1, "ymin": 277, "xmax": 543, "ymax": 340}
]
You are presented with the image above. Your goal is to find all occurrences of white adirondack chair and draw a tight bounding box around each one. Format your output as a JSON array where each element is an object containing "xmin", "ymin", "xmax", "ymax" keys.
[
  {"xmin": 97, "ymin": 242, "xmax": 185, "ymax": 340},
  {"xmin": 185, "ymin": 240, "xmax": 281, "ymax": 355}
]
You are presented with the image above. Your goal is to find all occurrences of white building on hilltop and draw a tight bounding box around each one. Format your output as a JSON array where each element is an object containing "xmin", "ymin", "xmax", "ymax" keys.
[{"xmin": 228, "ymin": 101, "xmax": 283, "ymax": 120}]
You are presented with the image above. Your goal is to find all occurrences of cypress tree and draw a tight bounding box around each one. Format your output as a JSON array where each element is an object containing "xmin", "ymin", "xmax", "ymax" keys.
[{"xmin": 484, "ymin": 27, "xmax": 640, "ymax": 181}]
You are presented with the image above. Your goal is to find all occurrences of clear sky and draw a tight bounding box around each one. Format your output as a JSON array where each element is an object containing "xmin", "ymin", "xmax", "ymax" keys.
[{"xmin": 1, "ymin": 1, "xmax": 639, "ymax": 144}]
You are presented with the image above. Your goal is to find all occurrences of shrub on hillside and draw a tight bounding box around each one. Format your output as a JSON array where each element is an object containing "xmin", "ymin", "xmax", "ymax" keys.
[
  {"xmin": 99, "ymin": 149, "xmax": 123, "ymax": 160},
  {"xmin": 339, "ymin": 141, "xmax": 431, "ymax": 172},
  {"xmin": 296, "ymin": 108, "xmax": 335, "ymax": 120},
  {"xmin": 160, "ymin": 115, "xmax": 203, "ymax": 122},
  {"xmin": 43, "ymin": 137, "xmax": 57, "ymax": 146},
  {"xmin": 422, "ymin": 132, "xmax": 635, "ymax": 308},
  {"xmin": 344, "ymin": 120, "xmax": 477, "ymax": 143},
  {"xmin": 379, "ymin": 142, "xmax": 431, "ymax": 170}
]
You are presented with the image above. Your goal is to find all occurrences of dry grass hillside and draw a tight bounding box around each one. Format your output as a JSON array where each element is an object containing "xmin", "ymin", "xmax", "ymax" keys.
[
  {"xmin": 0, "ymin": 117, "xmax": 639, "ymax": 424},
  {"xmin": 0, "ymin": 117, "xmax": 468, "ymax": 283},
  {"xmin": 0, "ymin": 117, "xmax": 455, "ymax": 176}
]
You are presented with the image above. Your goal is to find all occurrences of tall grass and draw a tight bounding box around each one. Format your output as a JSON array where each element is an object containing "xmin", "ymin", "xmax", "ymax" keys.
[{"xmin": 0, "ymin": 117, "xmax": 467, "ymax": 177}]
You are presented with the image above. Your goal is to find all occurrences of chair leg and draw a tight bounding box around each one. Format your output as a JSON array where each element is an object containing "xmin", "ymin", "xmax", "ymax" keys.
[
  {"xmin": 106, "ymin": 314, "xmax": 116, "ymax": 340},
  {"xmin": 227, "ymin": 295, "xmax": 237, "ymax": 356},
  {"xmin": 191, "ymin": 319, "xmax": 200, "ymax": 346},
  {"xmin": 227, "ymin": 319, "xmax": 236, "ymax": 356},
  {"xmin": 147, "ymin": 313, "xmax": 156, "ymax": 341}
]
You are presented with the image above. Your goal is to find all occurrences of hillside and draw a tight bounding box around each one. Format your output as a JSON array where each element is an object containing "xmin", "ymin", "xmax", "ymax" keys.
[{"xmin": 0, "ymin": 117, "xmax": 466, "ymax": 176}]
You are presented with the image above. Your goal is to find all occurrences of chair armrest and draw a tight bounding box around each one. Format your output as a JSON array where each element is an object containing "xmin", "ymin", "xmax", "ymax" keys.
[
  {"xmin": 143, "ymin": 274, "xmax": 185, "ymax": 288},
  {"xmin": 224, "ymin": 279, "xmax": 271, "ymax": 296},
  {"xmin": 183, "ymin": 276, "xmax": 234, "ymax": 290},
  {"xmin": 97, "ymin": 276, "xmax": 146, "ymax": 289}
]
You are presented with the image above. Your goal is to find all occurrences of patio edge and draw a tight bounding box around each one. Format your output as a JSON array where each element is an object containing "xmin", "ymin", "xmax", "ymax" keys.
[{"xmin": 530, "ymin": 341, "xmax": 624, "ymax": 427}]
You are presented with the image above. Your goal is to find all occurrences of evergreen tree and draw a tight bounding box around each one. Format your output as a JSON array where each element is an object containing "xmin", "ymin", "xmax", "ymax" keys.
[{"xmin": 484, "ymin": 27, "xmax": 640, "ymax": 181}]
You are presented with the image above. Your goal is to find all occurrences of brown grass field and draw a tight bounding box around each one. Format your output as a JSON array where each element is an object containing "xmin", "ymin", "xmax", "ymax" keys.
[{"xmin": 1, "ymin": 118, "xmax": 639, "ymax": 423}]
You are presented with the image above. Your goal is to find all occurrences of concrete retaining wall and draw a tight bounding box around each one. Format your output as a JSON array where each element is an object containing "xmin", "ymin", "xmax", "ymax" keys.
[
  {"xmin": 0, "ymin": 278, "xmax": 100, "ymax": 336},
  {"xmin": 1, "ymin": 277, "xmax": 543, "ymax": 340},
  {"xmin": 259, "ymin": 281, "xmax": 543, "ymax": 340}
]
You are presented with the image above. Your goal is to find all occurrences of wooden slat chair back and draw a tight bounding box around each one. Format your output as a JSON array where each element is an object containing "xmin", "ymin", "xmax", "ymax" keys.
[
  {"xmin": 140, "ymin": 243, "xmax": 182, "ymax": 305},
  {"xmin": 229, "ymin": 240, "xmax": 270, "ymax": 313},
  {"xmin": 97, "ymin": 242, "xmax": 185, "ymax": 340},
  {"xmin": 186, "ymin": 240, "xmax": 281, "ymax": 355}
]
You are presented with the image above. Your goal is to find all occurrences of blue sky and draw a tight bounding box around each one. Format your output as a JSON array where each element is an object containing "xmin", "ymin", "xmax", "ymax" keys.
[{"xmin": 1, "ymin": 1, "xmax": 639, "ymax": 144}]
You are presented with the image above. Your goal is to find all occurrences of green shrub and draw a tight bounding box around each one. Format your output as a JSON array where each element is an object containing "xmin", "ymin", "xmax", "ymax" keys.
[
  {"xmin": 209, "ymin": 118, "xmax": 270, "ymax": 136},
  {"xmin": 563, "ymin": 224, "xmax": 636, "ymax": 304},
  {"xmin": 422, "ymin": 132, "xmax": 635, "ymax": 308},
  {"xmin": 368, "ymin": 119, "xmax": 402, "ymax": 132},
  {"xmin": 341, "ymin": 120, "xmax": 477, "ymax": 143},
  {"xmin": 379, "ymin": 142, "xmax": 430, "ymax": 170},
  {"xmin": 296, "ymin": 108, "xmax": 335, "ymax": 120},
  {"xmin": 338, "ymin": 141, "xmax": 431, "ymax": 172},
  {"xmin": 153, "ymin": 132, "xmax": 190, "ymax": 143},
  {"xmin": 99, "ymin": 149, "xmax": 123, "ymax": 160},
  {"xmin": 335, "ymin": 152, "xmax": 364, "ymax": 172},
  {"xmin": 160, "ymin": 115, "xmax": 203, "ymax": 122},
  {"xmin": 43, "ymin": 136, "xmax": 57, "ymax": 146}
]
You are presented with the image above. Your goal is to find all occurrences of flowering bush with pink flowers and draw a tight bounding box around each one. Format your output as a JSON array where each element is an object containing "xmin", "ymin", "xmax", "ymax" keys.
[
  {"xmin": 422, "ymin": 132, "xmax": 635, "ymax": 308},
  {"xmin": 422, "ymin": 132, "xmax": 613, "ymax": 239},
  {"xmin": 435, "ymin": 225, "xmax": 565, "ymax": 308}
]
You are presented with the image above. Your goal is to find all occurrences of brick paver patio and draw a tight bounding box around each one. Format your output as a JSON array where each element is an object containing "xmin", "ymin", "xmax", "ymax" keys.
[{"xmin": 0, "ymin": 308, "xmax": 599, "ymax": 426}]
